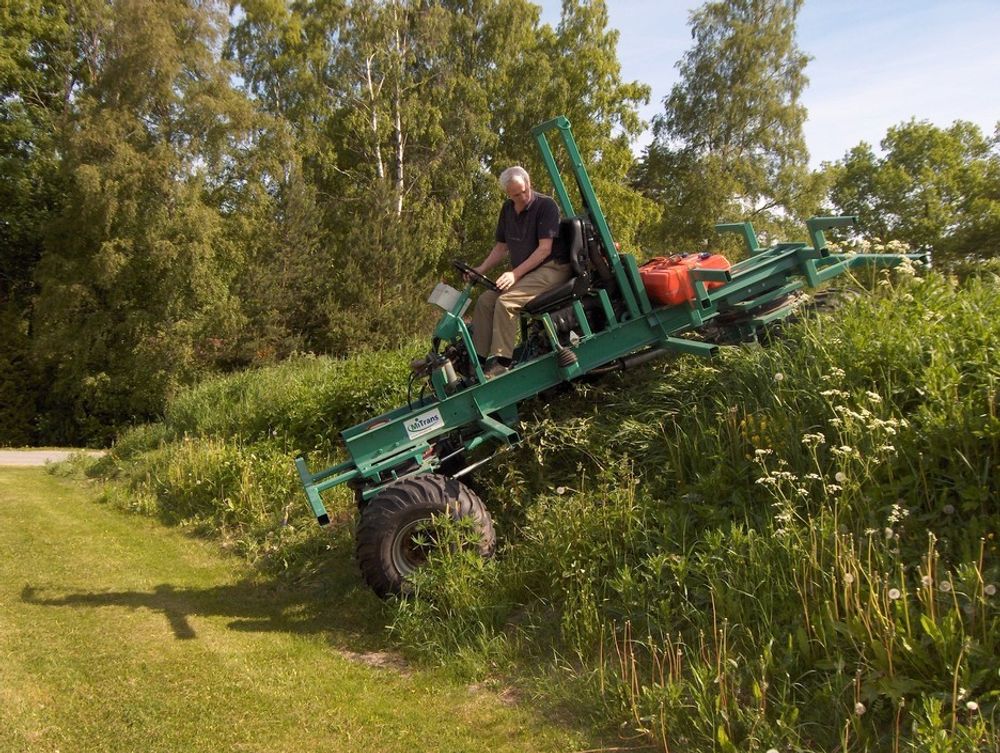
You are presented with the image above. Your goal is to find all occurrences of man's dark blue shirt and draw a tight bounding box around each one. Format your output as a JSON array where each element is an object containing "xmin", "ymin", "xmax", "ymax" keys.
[{"xmin": 494, "ymin": 191, "xmax": 566, "ymax": 268}]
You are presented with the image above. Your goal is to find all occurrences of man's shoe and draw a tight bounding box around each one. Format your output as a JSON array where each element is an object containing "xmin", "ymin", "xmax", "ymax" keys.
[{"xmin": 483, "ymin": 361, "xmax": 509, "ymax": 380}]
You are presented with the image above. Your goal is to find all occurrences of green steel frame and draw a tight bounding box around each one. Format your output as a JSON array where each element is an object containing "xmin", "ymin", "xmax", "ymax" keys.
[{"xmin": 295, "ymin": 116, "xmax": 921, "ymax": 525}]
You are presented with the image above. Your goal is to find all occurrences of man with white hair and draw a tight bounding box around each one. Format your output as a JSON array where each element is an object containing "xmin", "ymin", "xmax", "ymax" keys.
[{"xmin": 469, "ymin": 166, "xmax": 572, "ymax": 378}]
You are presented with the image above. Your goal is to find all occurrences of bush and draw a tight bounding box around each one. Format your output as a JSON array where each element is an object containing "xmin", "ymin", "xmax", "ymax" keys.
[
  {"xmin": 0, "ymin": 306, "xmax": 38, "ymax": 445},
  {"xmin": 92, "ymin": 344, "xmax": 424, "ymax": 575},
  {"xmin": 162, "ymin": 346, "xmax": 422, "ymax": 454}
]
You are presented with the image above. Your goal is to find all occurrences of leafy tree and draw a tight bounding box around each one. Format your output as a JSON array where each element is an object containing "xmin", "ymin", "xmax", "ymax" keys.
[
  {"xmin": 0, "ymin": 302, "xmax": 37, "ymax": 444},
  {"xmin": 228, "ymin": 0, "xmax": 655, "ymax": 354},
  {"xmin": 828, "ymin": 119, "xmax": 1000, "ymax": 263},
  {"xmin": 0, "ymin": 0, "xmax": 74, "ymax": 307},
  {"xmin": 533, "ymin": 0, "xmax": 658, "ymax": 253},
  {"xmin": 31, "ymin": 0, "xmax": 253, "ymax": 443},
  {"xmin": 1, "ymin": 1, "xmax": 87, "ymax": 443},
  {"xmin": 634, "ymin": 0, "xmax": 821, "ymax": 252}
]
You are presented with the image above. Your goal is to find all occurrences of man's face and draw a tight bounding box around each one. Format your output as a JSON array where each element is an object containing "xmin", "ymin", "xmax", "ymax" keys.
[{"xmin": 506, "ymin": 178, "xmax": 531, "ymax": 212}]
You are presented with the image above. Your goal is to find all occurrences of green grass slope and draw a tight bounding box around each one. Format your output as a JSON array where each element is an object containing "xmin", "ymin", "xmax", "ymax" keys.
[{"xmin": 91, "ymin": 267, "xmax": 999, "ymax": 751}]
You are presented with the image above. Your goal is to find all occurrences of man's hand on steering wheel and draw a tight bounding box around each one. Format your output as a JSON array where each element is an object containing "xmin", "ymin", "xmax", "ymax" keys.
[{"xmin": 452, "ymin": 260, "xmax": 500, "ymax": 292}]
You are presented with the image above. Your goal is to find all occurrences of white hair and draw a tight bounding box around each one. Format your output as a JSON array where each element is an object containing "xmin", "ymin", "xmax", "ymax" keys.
[{"xmin": 499, "ymin": 165, "xmax": 530, "ymax": 190}]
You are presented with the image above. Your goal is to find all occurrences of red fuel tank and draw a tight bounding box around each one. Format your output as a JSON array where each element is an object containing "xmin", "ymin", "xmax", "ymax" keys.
[{"xmin": 639, "ymin": 252, "xmax": 731, "ymax": 306}]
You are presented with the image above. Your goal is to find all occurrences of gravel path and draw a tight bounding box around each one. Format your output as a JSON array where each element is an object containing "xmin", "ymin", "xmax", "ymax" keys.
[{"xmin": 0, "ymin": 449, "xmax": 105, "ymax": 466}]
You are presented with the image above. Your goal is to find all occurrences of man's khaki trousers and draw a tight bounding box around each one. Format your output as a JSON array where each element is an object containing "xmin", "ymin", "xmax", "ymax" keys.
[{"xmin": 471, "ymin": 261, "xmax": 572, "ymax": 360}]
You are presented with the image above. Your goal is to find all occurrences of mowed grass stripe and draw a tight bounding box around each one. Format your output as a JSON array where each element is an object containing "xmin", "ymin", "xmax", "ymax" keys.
[{"xmin": 0, "ymin": 470, "xmax": 593, "ymax": 753}]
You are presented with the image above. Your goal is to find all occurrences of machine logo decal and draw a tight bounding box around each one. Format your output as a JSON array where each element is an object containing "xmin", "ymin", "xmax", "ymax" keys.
[{"xmin": 405, "ymin": 408, "xmax": 444, "ymax": 439}]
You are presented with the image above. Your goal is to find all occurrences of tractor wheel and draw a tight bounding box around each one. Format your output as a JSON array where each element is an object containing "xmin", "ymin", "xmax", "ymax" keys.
[{"xmin": 355, "ymin": 474, "xmax": 495, "ymax": 597}]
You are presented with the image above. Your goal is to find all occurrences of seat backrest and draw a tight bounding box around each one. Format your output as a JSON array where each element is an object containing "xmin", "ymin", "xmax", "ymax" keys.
[
  {"xmin": 555, "ymin": 217, "xmax": 588, "ymax": 277},
  {"xmin": 520, "ymin": 216, "xmax": 611, "ymax": 316},
  {"xmin": 583, "ymin": 221, "xmax": 614, "ymax": 286}
]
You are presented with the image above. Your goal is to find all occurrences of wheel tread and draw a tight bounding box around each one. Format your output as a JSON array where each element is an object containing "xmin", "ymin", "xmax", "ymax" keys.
[{"xmin": 355, "ymin": 474, "xmax": 494, "ymax": 597}]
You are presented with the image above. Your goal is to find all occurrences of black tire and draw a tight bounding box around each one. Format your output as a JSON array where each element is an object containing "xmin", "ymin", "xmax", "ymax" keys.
[{"xmin": 355, "ymin": 474, "xmax": 495, "ymax": 597}]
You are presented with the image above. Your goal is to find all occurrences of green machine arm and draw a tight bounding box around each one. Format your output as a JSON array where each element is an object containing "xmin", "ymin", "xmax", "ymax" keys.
[{"xmin": 532, "ymin": 116, "xmax": 644, "ymax": 321}]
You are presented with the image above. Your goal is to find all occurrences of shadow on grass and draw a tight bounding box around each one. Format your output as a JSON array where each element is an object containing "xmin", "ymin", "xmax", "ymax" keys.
[{"xmin": 20, "ymin": 544, "xmax": 390, "ymax": 649}]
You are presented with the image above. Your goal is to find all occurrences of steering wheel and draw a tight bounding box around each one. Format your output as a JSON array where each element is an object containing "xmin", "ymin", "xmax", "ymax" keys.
[{"xmin": 452, "ymin": 260, "xmax": 500, "ymax": 292}]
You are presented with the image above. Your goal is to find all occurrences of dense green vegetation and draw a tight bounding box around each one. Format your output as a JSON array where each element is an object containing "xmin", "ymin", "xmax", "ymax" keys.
[
  {"xmin": 1, "ymin": 0, "xmax": 652, "ymax": 444},
  {"xmin": 87, "ymin": 265, "xmax": 999, "ymax": 750},
  {"xmin": 3, "ymin": 0, "xmax": 998, "ymax": 445}
]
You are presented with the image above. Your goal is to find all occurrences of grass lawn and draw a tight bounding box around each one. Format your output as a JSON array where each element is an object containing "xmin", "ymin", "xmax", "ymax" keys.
[{"xmin": 0, "ymin": 469, "xmax": 598, "ymax": 753}]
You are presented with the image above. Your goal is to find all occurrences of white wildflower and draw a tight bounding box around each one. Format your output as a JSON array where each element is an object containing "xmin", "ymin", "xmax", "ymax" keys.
[
  {"xmin": 941, "ymin": 581, "xmax": 953, "ymax": 593},
  {"xmin": 967, "ymin": 701, "xmax": 979, "ymax": 712},
  {"xmin": 888, "ymin": 588, "xmax": 901, "ymax": 600},
  {"xmin": 835, "ymin": 472, "xmax": 847, "ymax": 483},
  {"xmin": 896, "ymin": 257, "xmax": 917, "ymax": 278},
  {"xmin": 774, "ymin": 372, "xmax": 785, "ymax": 382},
  {"xmin": 943, "ymin": 504, "xmax": 955, "ymax": 515},
  {"xmin": 888, "ymin": 503, "xmax": 909, "ymax": 524},
  {"xmin": 855, "ymin": 702, "xmax": 866, "ymax": 715},
  {"xmin": 985, "ymin": 584, "xmax": 996, "ymax": 597}
]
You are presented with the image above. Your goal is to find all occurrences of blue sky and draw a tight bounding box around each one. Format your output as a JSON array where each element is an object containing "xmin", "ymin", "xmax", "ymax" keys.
[{"xmin": 537, "ymin": 0, "xmax": 1000, "ymax": 166}]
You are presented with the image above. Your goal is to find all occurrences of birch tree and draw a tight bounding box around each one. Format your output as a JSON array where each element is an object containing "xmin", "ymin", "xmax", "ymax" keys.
[{"xmin": 634, "ymin": 0, "xmax": 821, "ymax": 251}]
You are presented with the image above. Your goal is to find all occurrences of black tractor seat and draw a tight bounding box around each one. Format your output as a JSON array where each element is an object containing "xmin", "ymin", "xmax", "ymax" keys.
[{"xmin": 522, "ymin": 216, "xmax": 615, "ymax": 315}]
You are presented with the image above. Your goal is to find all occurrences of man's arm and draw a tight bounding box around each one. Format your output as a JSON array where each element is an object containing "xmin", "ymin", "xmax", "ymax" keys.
[{"xmin": 496, "ymin": 238, "xmax": 553, "ymax": 291}]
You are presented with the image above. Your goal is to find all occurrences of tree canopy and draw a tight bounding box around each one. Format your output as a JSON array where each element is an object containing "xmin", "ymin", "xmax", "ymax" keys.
[
  {"xmin": 632, "ymin": 0, "xmax": 822, "ymax": 252},
  {"xmin": 1, "ymin": 0, "xmax": 653, "ymax": 443},
  {"xmin": 828, "ymin": 119, "xmax": 1000, "ymax": 263}
]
